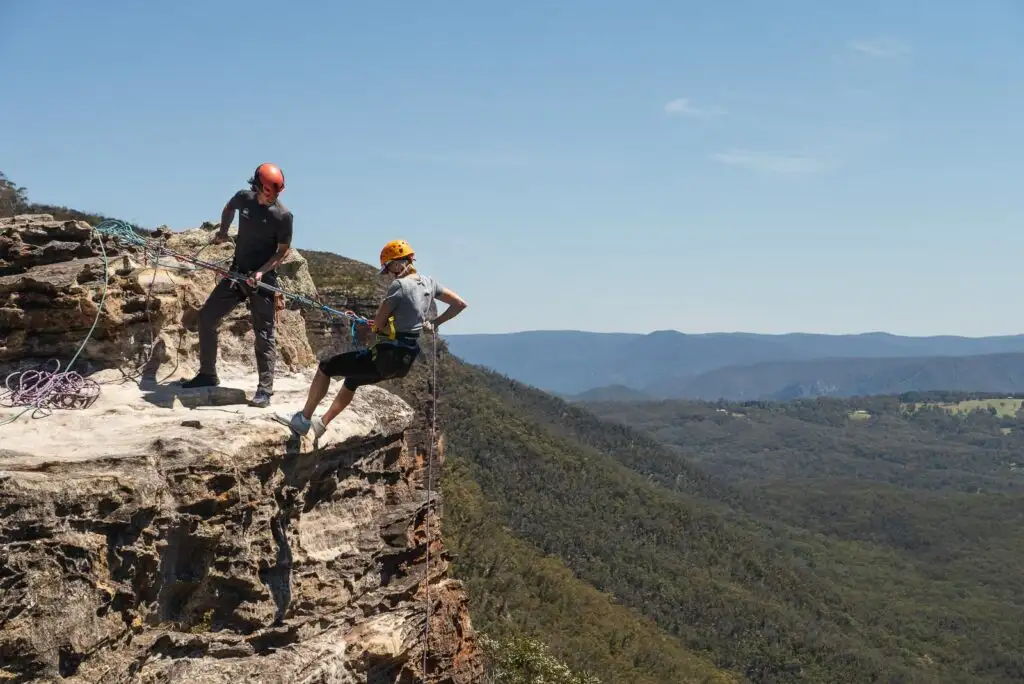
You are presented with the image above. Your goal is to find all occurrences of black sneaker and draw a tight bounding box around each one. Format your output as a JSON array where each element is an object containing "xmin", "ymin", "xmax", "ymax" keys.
[
  {"xmin": 180, "ymin": 373, "xmax": 219, "ymax": 389},
  {"xmin": 249, "ymin": 389, "xmax": 272, "ymax": 408}
]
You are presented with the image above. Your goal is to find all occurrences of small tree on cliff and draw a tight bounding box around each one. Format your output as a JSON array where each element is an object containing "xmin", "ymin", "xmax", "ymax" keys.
[{"xmin": 0, "ymin": 171, "xmax": 29, "ymax": 217}]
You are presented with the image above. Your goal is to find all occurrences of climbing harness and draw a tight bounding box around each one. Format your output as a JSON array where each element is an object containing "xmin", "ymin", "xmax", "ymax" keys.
[{"xmin": 0, "ymin": 219, "xmax": 374, "ymax": 424}]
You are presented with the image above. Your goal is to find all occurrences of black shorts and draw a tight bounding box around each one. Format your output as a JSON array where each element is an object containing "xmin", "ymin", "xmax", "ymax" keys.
[{"xmin": 318, "ymin": 342, "xmax": 421, "ymax": 391}]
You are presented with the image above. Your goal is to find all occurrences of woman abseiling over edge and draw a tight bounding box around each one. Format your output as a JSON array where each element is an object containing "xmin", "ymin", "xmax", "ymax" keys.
[{"xmin": 276, "ymin": 239, "xmax": 467, "ymax": 439}]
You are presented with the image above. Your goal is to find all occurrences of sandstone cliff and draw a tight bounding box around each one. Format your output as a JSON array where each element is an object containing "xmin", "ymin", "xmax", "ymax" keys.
[{"xmin": 0, "ymin": 215, "xmax": 482, "ymax": 683}]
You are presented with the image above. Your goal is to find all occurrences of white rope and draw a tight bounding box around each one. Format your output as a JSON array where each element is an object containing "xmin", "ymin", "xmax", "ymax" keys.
[{"xmin": 422, "ymin": 327, "xmax": 439, "ymax": 679}]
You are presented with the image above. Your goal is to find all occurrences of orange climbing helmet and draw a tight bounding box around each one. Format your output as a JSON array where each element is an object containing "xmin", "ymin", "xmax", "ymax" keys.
[
  {"xmin": 251, "ymin": 163, "xmax": 285, "ymax": 194},
  {"xmin": 379, "ymin": 239, "xmax": 415, "ymax": 273}
]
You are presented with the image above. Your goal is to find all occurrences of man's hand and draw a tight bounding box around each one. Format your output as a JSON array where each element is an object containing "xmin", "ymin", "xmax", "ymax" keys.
[
  {"xmin": 422, "ymin": 320, "xmax": 437, "ymax": 334},
  {"xmin": 255, "ymin": 243, "xmax": 291, "ymax": 282},
  {"xmin": 246, "ymin": 271, "xmax": 264, "ymax": 288},
  {"xmin": 212, "ymin": 231, "xmax": 230, "ymax": 245}
]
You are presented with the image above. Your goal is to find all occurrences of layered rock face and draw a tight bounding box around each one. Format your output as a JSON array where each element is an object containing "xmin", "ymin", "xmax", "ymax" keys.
[
  {"xmin": 303, "ymin": 284, "xmax": 378, "ymax": 361},
  {"xmin": 0, "ymin": 215, "xmax": 482, "ymax": 683}
]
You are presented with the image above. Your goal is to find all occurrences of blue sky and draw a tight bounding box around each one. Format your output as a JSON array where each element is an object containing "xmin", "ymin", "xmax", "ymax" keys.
[{"xmin": 2, "ymin": 1, "xmax": 1022, "ymax": 336}]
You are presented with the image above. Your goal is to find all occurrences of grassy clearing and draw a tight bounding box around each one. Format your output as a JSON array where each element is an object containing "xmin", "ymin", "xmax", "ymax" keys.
[
  {"xmin": 915, "ymin": 398, "xmax": 1024, "ymax": 418},
  {"xmin": 900, "ymin": 398, "xmax": 1024, "ymax": 418}
]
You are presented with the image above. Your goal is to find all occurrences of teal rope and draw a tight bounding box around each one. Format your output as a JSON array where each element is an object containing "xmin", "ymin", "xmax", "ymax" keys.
[{"xmin": 94, "ymin": 220, "xmax": 373, "ymax": 328}]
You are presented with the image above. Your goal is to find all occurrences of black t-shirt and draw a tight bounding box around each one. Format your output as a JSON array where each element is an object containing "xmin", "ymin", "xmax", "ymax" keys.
[{"xmin": 228, "ymin": 189, "xmax": 293, "ymax": 273}]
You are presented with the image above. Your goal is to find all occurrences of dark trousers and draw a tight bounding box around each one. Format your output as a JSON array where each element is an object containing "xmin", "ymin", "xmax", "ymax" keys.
[{"xmin": 197, "ymin": 275, "xmax": 277, "ymax": 392}]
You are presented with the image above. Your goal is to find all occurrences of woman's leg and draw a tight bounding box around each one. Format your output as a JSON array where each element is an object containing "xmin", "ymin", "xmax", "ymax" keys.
[
  {"xmin": 321, "ymin": 384, "xmax": 356, "ymax": 427},
  {"xmin": 312, "ymin": 349, "xmax": 382, "ymax": 427},
  {"xmin": 301, "ymin": 369, "xmax": 331, "ymax": 420},
  {"xmin": 292, "ymin": 352, "xmax": 364, "ymax": 421}
]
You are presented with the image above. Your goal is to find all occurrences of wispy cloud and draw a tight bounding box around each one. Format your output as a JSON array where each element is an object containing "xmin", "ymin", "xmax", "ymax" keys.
[
  {"xmin": 711, "ymin": 129, "xmax": 886, "ymax": 177},
  {"xmin": 664, "ymin": 97, "xmax": 726, "ymax": 117},
  {"xmin": 711, "ymin": 149, "xmax": 828, "ymax": 176},
  {"xmin": 848, "ymin": 37, "xmax": 910, "ymax": 58}
]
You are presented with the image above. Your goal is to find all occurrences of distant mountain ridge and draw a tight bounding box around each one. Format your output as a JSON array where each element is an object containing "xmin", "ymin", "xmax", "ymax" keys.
[
  {"xmin": 669, "ymin": 351, "xmax": 1024, "ymax": 400},
  {"xmin": 445, "ymin": 330, "xmax": 1024, "ymax": 399},
  {"xmin": 569, "ymin": 384, "xmax": 656, "ymax": 402}
]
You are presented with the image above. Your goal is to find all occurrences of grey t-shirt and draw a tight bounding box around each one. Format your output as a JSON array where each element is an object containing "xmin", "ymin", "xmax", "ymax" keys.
[
  {"xmin": 228, "ymin": 189, "xmax": 293, "ymax": 273},
  {"xmin": 382, "ymin": 274, "xmax": 444, "ymax": 334}
]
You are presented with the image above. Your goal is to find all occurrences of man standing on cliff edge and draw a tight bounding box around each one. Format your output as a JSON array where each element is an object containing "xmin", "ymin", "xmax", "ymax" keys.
[{"xmin": 180, "ymin": 163, "xmax": 293, "ymax": 408}]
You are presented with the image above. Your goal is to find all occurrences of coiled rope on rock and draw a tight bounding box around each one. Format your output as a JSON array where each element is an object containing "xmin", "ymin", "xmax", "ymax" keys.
[
  {"xmin": 0, "ymin": 230, "xmax": 110, "ymax": 426},
  {"xmin": 0, "ymin": 361, "xmax": 102, "ymax": 412}
]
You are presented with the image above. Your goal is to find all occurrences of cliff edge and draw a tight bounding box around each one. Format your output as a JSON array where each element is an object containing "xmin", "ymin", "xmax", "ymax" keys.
[{"xmin": 0, "ymin": 215, "xmax": 482, "ymax": 683}]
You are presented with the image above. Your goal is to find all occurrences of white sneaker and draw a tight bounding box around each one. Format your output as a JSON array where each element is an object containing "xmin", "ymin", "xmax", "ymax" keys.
[{"xmin": 310, "ymin": 415, "xmax": 326, "ymax": 440}]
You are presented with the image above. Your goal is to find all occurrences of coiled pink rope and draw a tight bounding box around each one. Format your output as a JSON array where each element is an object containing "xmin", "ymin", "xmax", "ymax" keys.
[
  {"xmin": 0, "ymin": 359, "xmax": 101, "ymax": 414},
  {"xmin": 0, "ymin": 229, "xmax": 110, "ymax": 426}
]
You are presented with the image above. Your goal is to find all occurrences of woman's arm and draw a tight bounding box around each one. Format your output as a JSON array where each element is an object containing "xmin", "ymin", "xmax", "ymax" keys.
[
  {"xmin": 369, "ymin": 279, "xmax": 403, "ymax": 334},
  {"xmin": 431, "ymin": 288, "xmax": 467, "ymax": 329},
  {"xmin": 373, "ymin": 300, "xmax": 396, "ymax": 334}
]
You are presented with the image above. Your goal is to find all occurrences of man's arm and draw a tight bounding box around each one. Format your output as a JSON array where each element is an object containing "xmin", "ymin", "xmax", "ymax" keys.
[
  {"xmin": 257, "ymin": 243, "xmax": 291, "ymax": 276},
  {"xmin": 213, "ymin": 192, "xmax": 242, "ymax": 243}
]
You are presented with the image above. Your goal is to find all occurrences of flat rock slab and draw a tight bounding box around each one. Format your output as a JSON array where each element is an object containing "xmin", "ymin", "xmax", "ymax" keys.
[
  {"xmin": 0, "ymin": 371, "xmax": 413, "ymax": 473},
  {"xmin": 135, "ymin": 265, "xmax": 185, "ymax": 293}
]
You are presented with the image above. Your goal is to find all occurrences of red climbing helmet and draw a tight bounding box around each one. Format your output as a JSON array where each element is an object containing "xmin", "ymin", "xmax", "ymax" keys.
[{"xmin": 251, "ymin": 163, "xmax": 285, "ymax": 194}]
